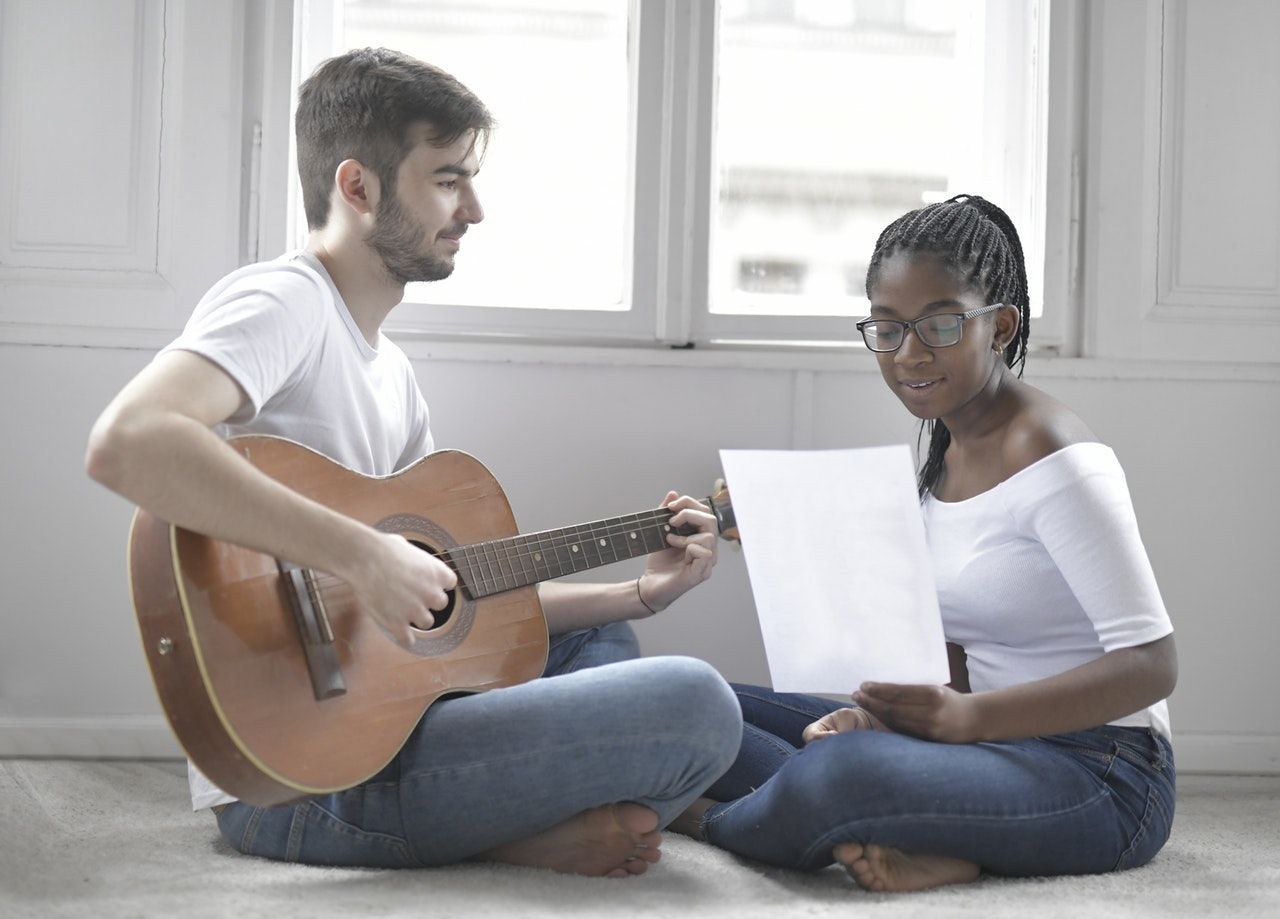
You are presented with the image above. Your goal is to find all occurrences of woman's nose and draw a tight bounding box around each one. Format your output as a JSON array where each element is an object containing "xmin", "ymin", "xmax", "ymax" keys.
[{"xmin": 894, "ymin": 327, "xmax": 932, "ymax": 365}]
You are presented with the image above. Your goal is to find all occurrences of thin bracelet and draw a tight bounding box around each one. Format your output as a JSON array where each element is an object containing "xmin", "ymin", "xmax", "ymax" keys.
[{"xmin": 636, "ymin": 576, "xmax": 659, "ymax": 615}]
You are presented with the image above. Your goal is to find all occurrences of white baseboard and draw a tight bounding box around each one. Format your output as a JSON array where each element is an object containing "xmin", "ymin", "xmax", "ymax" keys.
[
  {"xmin": 0, "ymin": 716, "xmax": 182, "ymax": 759},
  {"xmin": 1172, "ymin": 733, "xmax": 1280, "ymax": 775},
  {"xmin": 1, "ymin": 718, "xmax": 1277, "ymax": 775}
]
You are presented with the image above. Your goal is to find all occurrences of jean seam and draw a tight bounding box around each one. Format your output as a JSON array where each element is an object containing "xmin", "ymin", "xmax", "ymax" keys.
[
  {"xmin": 1111, "ymin": 786, "xmax": 1160, "ymax": 872},
  {"xmin": 310, "ymin": 802, "xmax": 418, "ymax": 867},
  {"xmin": 735, "ymin": 689, "xmax": 840, "ymax": 722},
  {"xmin": 547, "ymin": 628, "xmax": 598, "ymax": 675},
  {"xmin": 702, "ymin": 796, "xmax": 755, "ymax": 839},
  {"xmin": 1112, "ymin": 743, "xmax": 1156, "ymax": 771},
  {"xmin": 1151, "ymin": 784, "xmax": 1173, "ymax": 827},
  {"xmin": 1105, "ymin": 729, "xmax": 1162, "ymax": 768},
  {"xmin": 798, "ymin": 787, "xmax": 1114, "ymax": 867},
  {"xmin": 285, "ymin": 805, "xmax": 307, "ymax": 862},
  {"xmin": 1116, "ymin": 733, "xmax": 1172, "ymax": 773},
  {"xmin": 240, "ymin": 805, "xmax": 264, "ymax": 854},
  {"xmin": 743, "ymin": 722, "xmax": 796, "ymax": 763},
  {"xmin": 1039, "ymin": 737, "xmax": 1115, "ymax": 765}
]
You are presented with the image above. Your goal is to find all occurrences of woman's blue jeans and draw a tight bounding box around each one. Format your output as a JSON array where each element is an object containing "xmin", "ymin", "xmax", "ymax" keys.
[
  {"xmin": 215, "ymin": 623, "xmax": 742, "ymax": 867},
  {"xmin": 701, "ymin": 685, "xmax": 1175, "ymax": 877}
]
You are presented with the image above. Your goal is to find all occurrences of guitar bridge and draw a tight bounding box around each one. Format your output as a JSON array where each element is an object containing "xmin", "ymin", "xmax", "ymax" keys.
[{"xmin": 278, "ymin": 558, "xmax": 347, "ymax": 701}]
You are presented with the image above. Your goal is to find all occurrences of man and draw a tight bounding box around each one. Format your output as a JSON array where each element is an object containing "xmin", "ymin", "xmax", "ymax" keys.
[{"xmin": 86, "ymin": 48, "xmax": 740, "ymax": 877}]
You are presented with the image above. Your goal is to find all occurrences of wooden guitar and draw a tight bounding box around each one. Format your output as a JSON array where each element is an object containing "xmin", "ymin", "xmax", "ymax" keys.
[{"xmin": 129, "ymin": 435, "xmax": 737, "ymax": 806}]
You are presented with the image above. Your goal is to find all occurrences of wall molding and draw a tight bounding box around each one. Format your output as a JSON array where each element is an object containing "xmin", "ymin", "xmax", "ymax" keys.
[
  {"xmin": 0, "ymin": 716, "xmax": 181, "ymax": 759},
  {"xmin": 1172, "ymin": 732, "xmax": 1280, "ymax": 776},
  {"xmin": 5, "ymin": 324, "xmax": 1279, "ymax": 384},
  {"xmin": 1, "ymin": 717, "xmax": 1276, "ymax": 775}
]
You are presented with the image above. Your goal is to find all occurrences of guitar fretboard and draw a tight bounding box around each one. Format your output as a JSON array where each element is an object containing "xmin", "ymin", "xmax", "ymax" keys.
[{"xmin": 440, "ymin": 507, "xmax": 683, "ymax": 599}]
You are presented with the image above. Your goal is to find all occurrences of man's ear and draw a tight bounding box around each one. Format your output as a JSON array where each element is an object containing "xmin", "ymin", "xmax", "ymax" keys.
[{"xmin": 333, "ymin": 159, "xmax": 378, "ymax": 218}]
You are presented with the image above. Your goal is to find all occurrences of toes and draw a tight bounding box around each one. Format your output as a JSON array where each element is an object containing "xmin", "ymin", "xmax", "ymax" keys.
[
  {"xmin": 613, "ymin": 803, "xmax": 660, "ymax": 835},
  {"xmin": 832, "ymin": 841, "xmax": 864, "ymax": 866},
  {"xmin": 633, "ymin": 844, "xmax": 662, "ymax": 865},
  {"xmin": 623, "ymin": 857, "xmax": 649, "ymax": 876},
  {"xmin": 834, "ymin": 842, "xmax": 885, "ymax": 892},
  {"xmin": 637, "ymin": 830, "xmax": 663, "ymax": 849}
]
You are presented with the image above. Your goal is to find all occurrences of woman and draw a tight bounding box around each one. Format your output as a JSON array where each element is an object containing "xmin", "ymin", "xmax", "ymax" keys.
[{"xmin": 676, "ymin": 195, "xmax": 1177, "ymax": 892}]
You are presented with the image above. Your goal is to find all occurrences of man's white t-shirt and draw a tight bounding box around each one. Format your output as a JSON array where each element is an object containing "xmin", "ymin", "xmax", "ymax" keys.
[
  {"xmin": 924, "ymin": 442, "xmax": 1173, "ymax": 738},
  {"xmin": 160, "ymin": 249, "xmax": 433, "ymax": 809}
]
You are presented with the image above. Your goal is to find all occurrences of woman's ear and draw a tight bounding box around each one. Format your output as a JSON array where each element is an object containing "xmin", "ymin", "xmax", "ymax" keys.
[{"xmin": 993, "ymin": 303, "xmax": 1021, "ymax": 352}]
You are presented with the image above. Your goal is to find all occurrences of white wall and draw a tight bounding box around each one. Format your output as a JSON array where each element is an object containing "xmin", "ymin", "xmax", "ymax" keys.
[{"xmin": 1, "ymin": 0, "xmax": 1278, "ymax": 773}]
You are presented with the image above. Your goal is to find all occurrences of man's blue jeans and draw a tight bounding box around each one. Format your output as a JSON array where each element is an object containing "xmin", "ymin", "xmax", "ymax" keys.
[
  {"xmin": 215, "ymin": 623, "xmax": 742, "ymax": 867},
  {"xmin": 701, "ymin": 685, "xmax": 1176, "ymax": 877}
]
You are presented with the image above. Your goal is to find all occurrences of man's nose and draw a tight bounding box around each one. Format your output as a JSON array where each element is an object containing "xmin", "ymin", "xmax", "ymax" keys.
[{"xmin": 460, "ymin": 187, "xmax": 484, "ymax": 225}]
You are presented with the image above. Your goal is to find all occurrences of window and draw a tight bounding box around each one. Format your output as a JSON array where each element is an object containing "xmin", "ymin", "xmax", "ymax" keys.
[
  {"xmin": 341, "ymin": 0, "xmax": 630, "ymax": 313},
  {"xmin": 289, "ymin": 0, "xmax": 1053, "ymax": 348},
  {"xmin": 701, "ymin": 0, "xmax": 1053, "ymax": 345}
]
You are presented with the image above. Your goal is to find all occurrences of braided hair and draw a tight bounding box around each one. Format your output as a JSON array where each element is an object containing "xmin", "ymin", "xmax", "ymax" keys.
[{"xmin": 863, "ymin": 194, "xmax": 1031, "ymax": 499}]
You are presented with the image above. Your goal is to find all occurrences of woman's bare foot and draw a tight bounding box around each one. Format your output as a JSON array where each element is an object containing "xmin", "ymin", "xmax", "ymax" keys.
[
  {"xmin": 668, "ymin": 797, "xmax": 715, "ymax": 840},
  {"xmin": 833, "ymin": 841, "xmax": 980, "ymax": 892},
  {"xmin": 479, "ymin": 803, "xmax": 662, "ymax": 878},
  {"xmin": 802, "ymin": 707, "xmax": 892, "ymax": 744}
]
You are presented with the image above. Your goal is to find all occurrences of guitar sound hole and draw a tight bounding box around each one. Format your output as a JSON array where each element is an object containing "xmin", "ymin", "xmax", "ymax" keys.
[{"xmin": 407, "ymin": 539, "xmax": 456, "ymax": 631}]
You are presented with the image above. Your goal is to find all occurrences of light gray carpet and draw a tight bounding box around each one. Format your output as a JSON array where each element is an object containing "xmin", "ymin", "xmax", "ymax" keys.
[{"xmin": 1, "ymin": 759, "xmax": 1277, "ymax": 918}]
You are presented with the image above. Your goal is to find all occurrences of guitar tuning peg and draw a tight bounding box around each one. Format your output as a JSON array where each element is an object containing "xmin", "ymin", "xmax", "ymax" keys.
[{"xmin": 707, "ymin": 477, "xmax": 739, "ymax": 545}]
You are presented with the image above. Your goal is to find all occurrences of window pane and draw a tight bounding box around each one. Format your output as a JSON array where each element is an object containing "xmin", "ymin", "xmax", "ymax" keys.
[
  {"xmin": 713, "ymin": 0, "xmax": 984, "ymax": 318},
  {"xmin": 340, "ymin": 0, "xmax": 630, "ymax": 309}
]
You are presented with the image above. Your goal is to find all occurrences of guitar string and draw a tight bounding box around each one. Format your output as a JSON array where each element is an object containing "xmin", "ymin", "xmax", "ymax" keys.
[
  {"xmin": 438, "ymin": 508, "xmax": 696, "ymax": 586},
  {"xmin": 438, "ymin": 508, "xmax": 683, "ymax": 562},
  {"xmin": 302, "ymin": 507, "xmax": 698, "ymax": 594}
]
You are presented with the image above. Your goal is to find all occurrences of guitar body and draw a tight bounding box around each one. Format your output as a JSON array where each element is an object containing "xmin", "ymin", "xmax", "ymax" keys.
[{"xmin": 129, "ymin": 436, "xmax": 549, "ymax": 806}]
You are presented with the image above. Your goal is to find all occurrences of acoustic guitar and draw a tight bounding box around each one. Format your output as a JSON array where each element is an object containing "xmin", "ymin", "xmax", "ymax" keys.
[{"xmin": 129, "ymin": 435, "xmax": 738, "ymax": 806}]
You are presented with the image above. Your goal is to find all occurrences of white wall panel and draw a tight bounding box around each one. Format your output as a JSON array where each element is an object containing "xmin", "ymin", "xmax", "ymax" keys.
[
  {"xmin": 1085, "ymin": 0, "xmax": 1280, "ymax": 362},
  {"xmin": 0, "ymin": 0, "xmax": 244, "ymax": 335},
  {"xmin": 1, "ymin": 0, "xmax": 162, "ymax": 266},
  {"xmin": 1157, "ymin": 0, "xmax": 1280, "ymax": 307}
]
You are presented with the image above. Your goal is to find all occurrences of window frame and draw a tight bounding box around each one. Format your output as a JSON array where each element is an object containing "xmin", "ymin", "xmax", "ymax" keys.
[{"xmin": 278, "ymin": 0, "xmax": 1073, "ymax": 354}]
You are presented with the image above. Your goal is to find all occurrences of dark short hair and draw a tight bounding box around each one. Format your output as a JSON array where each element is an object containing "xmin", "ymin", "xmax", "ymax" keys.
[{"xmin": 295, "ymin": 48, "xmax": 494, "ymax": 230}]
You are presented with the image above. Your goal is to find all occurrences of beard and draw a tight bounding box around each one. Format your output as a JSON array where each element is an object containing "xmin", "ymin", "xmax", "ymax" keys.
[{"xmin": 365, "ymin": 192, "xmax": 456, "ymax": 285}]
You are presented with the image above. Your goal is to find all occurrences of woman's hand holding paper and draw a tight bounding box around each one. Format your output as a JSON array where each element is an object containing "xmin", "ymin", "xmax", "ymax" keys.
[{"xmin": 852, "ymin": 682, "xmax": 984, "ymax": 744}]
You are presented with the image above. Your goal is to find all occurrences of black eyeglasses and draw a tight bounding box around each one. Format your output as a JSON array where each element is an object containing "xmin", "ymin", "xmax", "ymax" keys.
[{"xmin": 855, "ymin": 303, "xmax": 1006, "ymax": 353}]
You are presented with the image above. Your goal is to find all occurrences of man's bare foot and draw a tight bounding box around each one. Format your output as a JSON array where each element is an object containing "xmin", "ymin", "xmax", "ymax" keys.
[
  {"xmin": 479, "ymin": 803, "xmax": 662, "ymax": 878},
  {"xmin": 833, "ymin": 841, "xmax": 980, "ymax": 892},
  {"xmin": 668, "ymin": 797, "xmax": 715, "ymax": 840}
]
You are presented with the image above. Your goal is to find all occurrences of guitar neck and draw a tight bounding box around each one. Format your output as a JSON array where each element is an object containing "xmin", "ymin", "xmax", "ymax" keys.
[{"xmin": 440, "ymin": 504, "xmax": 695, "ymax": 599}]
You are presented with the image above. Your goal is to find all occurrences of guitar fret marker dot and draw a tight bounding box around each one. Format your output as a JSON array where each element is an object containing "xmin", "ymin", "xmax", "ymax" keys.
[
  {"xmin": 599, "ymin": 539, "xmax": 607, "ymax": 547},
  {"xmin": 571, "ymin": 545, "xmax": 579, "ymax": 553},
  {"xmin": 630, "ymin": 533, "xmax": 637, "ymax": 539}
]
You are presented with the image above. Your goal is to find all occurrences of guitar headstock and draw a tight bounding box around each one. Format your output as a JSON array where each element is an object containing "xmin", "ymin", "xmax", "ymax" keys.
[{"xmin": 708, "ymin": 478, "xmax": 739, "ymax": 544}]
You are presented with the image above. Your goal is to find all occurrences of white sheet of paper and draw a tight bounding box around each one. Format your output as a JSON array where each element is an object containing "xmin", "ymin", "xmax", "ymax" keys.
[{"xmin": 719, "ymin": 445, "xmax": 949, "ymax": 694}]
